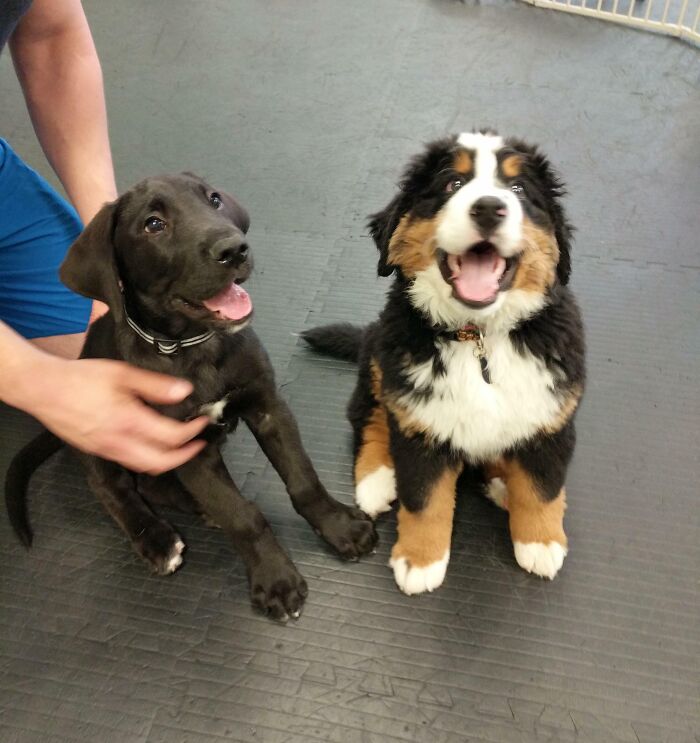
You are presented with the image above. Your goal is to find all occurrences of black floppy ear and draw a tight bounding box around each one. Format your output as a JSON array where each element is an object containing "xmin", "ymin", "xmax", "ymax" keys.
[
  {"xmin": 368, "ymin": 191, "xmax": 406, "ymax": 277},
  {"xmin": 554, "ymin": 217, "xmax": 573, "ymax": 285},
  {"xmin": 520, "ymin": 142, "xmax": 574, "ymax": 286},
  {"xmin": 59, "ymin": 199, "xmax": 123, "ymax": 311},
  {"xmin": 368, "ymin": 136, "xmax": 455, "ymax": 278},
  {"xmin": 545, "ymin": 172, "xmax": 573, "ymax": 286}
]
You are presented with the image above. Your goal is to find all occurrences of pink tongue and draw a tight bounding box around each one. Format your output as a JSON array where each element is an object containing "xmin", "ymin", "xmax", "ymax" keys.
[
  {"xmin": 448, "ymin": 250, "xmax": 506, "ymax": 302},
  {"xmin": 202, "ymin": 282, "xmax": 252, "ymax": 320}
]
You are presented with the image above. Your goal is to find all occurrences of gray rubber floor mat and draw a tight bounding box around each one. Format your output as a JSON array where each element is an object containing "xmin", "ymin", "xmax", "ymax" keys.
[{"xmin": 1, "ymin": 1, "xmax": 698, "ymax": 742}]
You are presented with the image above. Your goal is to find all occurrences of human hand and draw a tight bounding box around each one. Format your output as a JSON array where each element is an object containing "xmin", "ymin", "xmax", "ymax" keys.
[{"xmin": 15, "ymin": 356, "xmax": 208, "ymax": 473}]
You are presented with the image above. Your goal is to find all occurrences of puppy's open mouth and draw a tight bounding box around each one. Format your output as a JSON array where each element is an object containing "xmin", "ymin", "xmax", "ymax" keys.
[
  {"xmin": 180, "ymin": 280, "xmax": 253, "ymax": 324},
  {"xmin": 438, "ymin": 242, "xmax": 518, "ymax": 308}
]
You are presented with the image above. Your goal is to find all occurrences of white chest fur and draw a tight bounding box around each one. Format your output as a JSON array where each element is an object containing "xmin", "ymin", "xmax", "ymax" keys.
[
  {"xmin": 200, "ymin": 395, "xmax": 229, "ymax": 422},
  {"xmin": 400, "ymin": 337, "xmax": 563, "ymax": 461}
]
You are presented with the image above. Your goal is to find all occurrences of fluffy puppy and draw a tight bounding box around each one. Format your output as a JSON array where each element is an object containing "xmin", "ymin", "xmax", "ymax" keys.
[{"xmin": 303, "ymin": 131, "xmax": 585, "ymax": 594}]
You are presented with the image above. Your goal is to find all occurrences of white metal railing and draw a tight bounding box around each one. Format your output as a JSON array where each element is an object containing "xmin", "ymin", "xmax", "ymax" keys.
[{"xmin": 521, "ymin": 0, "xmax": 700, "ymax": 44}]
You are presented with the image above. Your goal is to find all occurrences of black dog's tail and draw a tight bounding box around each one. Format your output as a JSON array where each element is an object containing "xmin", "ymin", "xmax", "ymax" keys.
[
  {"xmin": 301, "ymin": 323, "xmax": 364, "ymax": 363},
  {"xmin": 5, "ymin": 429, "xmax": 63, "ymax": 547}
]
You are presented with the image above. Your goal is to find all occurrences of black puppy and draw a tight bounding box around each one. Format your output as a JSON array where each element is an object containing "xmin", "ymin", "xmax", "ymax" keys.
[{"xmin": 5, "ymin": 173, "xmax": 377, "ymax": 621}]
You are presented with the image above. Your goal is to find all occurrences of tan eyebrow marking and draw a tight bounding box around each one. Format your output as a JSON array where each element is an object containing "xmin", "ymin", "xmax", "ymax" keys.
[
  {"xmin": 452, "ymin": 149, "xmax": 473, "ymax": 174},
  {"xmin": 501, "ymin": 154, "xmax": 523, "ymax": 178}
]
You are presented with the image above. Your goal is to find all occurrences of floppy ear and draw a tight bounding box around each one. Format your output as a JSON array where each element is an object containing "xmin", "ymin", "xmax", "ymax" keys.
[
  {"xmin": 369, "ymin": 137, "xmax": 456, "ymax": 278},
  {"xmin": 59, "ymin": 199, "xmax": 123, "ymax": 311},
  {"xmin": 524, "ymin": 144, "xmax": 574, "ymax": 286},
  {"xmin": 368, "ymin": 191, "xmax": 407, "ymax": 277},
  {"xmin": 544, "ymin": 173, "xmax": 574, "ymax": 286},
  {"xmin": 554, "ymin": 216, "xmax": 573, "ymax": 285}
]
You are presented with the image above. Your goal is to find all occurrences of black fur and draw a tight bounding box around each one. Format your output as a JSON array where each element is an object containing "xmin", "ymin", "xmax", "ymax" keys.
[
  {"xmin": 368, "ymin": 135, "xmax": 458, "ymax": 277},
  {"xmin": 5, "ymin": 430, "xmax": 62, "ymax": 547},
  {"xmin": 5, "ymin": 173, "xmax": 377, "ymax": 621},
  {"xmin": 507, "ymin": 421, "xmax": 577, "ymax": 502},
  {"xmin": 388, "ymin": 416, "xmax": 459, "ymax": 513},
  {"xmin": 300, "ymin": 323, "xmax": 363, "ymax": 362},
  {"xmin": 510, "ymin": 284, "xmax": 586, "ymax": 391}
]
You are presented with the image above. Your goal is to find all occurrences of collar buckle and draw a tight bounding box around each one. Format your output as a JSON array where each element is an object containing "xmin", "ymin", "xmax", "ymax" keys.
[
  {"xmin": 455, "ymin": 324, "xmax": 481, "ymax": 343},
  {"xmin": 154, "ymin": 338, "xmax": 182, "ymax": 355},
  {"xmin": 453, "ymin": 324, "xmax": 491, "ymax": 383}
]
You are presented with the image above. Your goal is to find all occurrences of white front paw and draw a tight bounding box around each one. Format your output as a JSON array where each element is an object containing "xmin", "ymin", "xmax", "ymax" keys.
[
  {"xmin": 514, "ymin": 541, "xmax": 567, "ymax": 579},
  {"xmin": 390, "ymin": 551, "xmax": 450, "ymax": 595},
  {"xmin": 355, "ymin": 466, "xmax": 397, "ymax": 518}
]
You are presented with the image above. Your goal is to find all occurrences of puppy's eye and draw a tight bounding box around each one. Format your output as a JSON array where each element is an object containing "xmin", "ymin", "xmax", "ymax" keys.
[
  {"xmin": 510, "ymin": 183, "xmax": 524, "ymax": 195},
  {"xmin": 144, "ymin": 216, "xmax": 166, "ymax": 233},
  {"xmin": 446, "ymin": 178, "xmax": 464, "ymax": 193},
  {"xmin": 209, "ymin": 192, "xmax": 223, "ymax": 209}
]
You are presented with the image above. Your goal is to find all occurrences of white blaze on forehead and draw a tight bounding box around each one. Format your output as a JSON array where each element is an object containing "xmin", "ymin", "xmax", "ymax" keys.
[
  {"xmin": 436, "ymin": 131, "xmax": 522, "ymax": 260},
  {"xmin": 457, "ymin": 132, "xmax": 504, "ymax": 181}
]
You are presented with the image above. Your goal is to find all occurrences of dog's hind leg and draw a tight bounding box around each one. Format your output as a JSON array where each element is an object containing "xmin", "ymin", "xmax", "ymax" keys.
[
  {"xmin": 82, "ymin": 457, "xmax": 185, "ymax": 575},
  {"xmin": 137, "ymin": 472, "xmax": 200, "ymax": 513},
  {"xmin": 483, "ymin": 461, "xmax": 508, "ymax": 510}
]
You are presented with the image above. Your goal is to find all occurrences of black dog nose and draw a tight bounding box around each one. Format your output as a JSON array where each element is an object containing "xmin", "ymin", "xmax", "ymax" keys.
[
  {"xmin": 469, "ymin": 196, "xmax": 507, "ymax": 234},
  {"xmin": 212, "ymin": 237, "xmax": 248, "ymax": 265}
]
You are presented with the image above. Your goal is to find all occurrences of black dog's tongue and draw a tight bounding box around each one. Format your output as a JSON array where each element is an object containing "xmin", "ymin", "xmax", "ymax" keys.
[{"xmin": 202, "ymin": 282, "xmax": 252, "ymax": 320}]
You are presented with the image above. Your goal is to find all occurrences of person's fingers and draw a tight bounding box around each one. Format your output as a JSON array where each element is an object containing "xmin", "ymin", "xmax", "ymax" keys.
[
  {"xmin": 106, "ymin": 437, "xmax": 206, "ymax": 475},
  {"xmin": 126, "ymin": 406, "xmax": 210, "ymax": 448},
  {"xmin": 118, "ymin": 365, "xmax": 194, "ymax": 404},
  {"xmin": 141, "ymin": 439, "xmax": 207, "ymax": 475}
]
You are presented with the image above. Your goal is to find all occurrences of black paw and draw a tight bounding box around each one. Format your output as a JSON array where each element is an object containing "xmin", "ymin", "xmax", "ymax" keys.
[
  {"xmin": 133, "ymin": 520, "xmax": 185, "ymax": 575},
  {"xmin": 249, "ymin": 554, "xmax": 308, "ymax": 623},
  {"xmin": 313, "ymin": 502, "xmax": 378, "ymax": 560}
]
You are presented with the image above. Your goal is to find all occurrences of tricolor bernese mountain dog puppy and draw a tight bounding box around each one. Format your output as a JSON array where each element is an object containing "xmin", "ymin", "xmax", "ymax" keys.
[{"xmin": 303, "ymin": 131, "xmax": 585, "ymax": 595}]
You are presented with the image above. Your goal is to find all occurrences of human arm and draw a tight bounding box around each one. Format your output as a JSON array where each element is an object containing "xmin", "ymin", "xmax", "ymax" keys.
[
  {"xmin": 10, "ymin": 0, "xmax": 117, "ymax": 320},
  {"xmin": 0, "ymin": 321, "xmax": 209, "ymax": 474},
  {"xmin": 9, "ymin": 0, "xmax": 116, "ymax": 226}
]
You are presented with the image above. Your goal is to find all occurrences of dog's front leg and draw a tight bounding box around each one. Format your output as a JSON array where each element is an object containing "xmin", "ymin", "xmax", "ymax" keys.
[
  {"xmin": 242, "ymin": 395, "xmax": 378, "ymax": 560},
  {"xmin": 387, "ymin": 427, "xmax": 463, "ymax": 595},
  {"xmin": 176, "ymin": 445, "xmax": 307, "ymax": 621},
  {"xmin": 82, "ymin": 456, "xmax": 185, "ymax": 575},
  {"xmin": 485, "ymin": 423, "xmax": 574, "ymax": 579}
]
